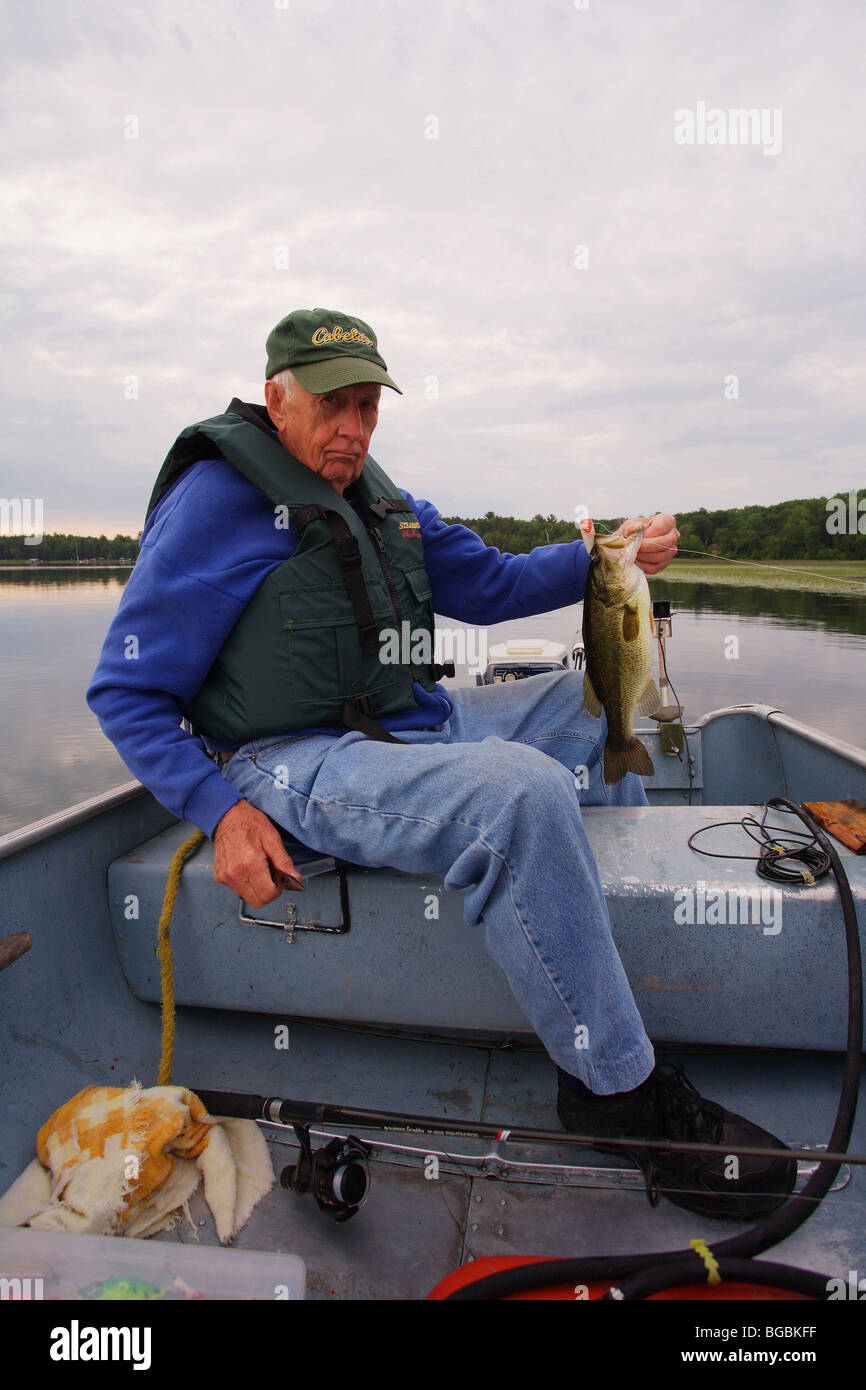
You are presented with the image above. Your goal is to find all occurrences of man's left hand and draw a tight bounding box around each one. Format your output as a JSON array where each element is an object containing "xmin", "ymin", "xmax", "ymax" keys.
[{"xmin": 617, "ymin": 513, "xmax": 679, "ymax": 576}]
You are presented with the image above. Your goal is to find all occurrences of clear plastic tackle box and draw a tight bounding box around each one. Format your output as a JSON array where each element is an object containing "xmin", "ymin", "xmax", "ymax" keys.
[{"xmin": 0, "ymin": 1227, "xmax": 306, "ymax": 1300}]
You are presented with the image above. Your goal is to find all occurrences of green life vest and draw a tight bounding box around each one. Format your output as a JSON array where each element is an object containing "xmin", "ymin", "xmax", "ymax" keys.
[{"xmin": 146, "ymin": 398, "xmax": 450, "ymax": 745}]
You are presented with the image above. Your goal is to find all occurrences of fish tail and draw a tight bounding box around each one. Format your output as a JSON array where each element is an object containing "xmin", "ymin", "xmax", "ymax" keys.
[{"xmin": 603, "ymin": 737, "xmax": 655, "ymax": 784}]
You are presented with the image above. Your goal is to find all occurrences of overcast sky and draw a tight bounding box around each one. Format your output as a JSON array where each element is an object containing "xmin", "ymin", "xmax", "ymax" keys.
[{"xmin": 2, "ymin": 0, "xmax": 864, "ymax": 536}]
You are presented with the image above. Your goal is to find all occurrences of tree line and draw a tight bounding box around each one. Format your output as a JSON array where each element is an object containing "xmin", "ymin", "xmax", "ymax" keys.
[
  {"xmin": 0, "ymin": 489, "xmax": 863, "ymax": 562},
  {"xmin": 0, "ymin": 533, "xmax": 138, "ymax": 563},
  {"xmin": 441, "ymin": 490, "xmax": 865, "ymax": 560}
]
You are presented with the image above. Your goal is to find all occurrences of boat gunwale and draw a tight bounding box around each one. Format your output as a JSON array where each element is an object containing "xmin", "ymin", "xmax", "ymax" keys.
[
  {"xmin": 1, "ymin": 703, "xmax": 864, "ymax": 863},
  {"xmin": 0, "ymin": 779, "xmax": 147, "ymax": 861}
]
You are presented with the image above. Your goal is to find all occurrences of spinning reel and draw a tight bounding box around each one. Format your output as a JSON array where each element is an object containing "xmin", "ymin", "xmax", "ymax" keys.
[{"xmin": 280, "ymin": 1124, "xmax": 371, "ymax": 1222}]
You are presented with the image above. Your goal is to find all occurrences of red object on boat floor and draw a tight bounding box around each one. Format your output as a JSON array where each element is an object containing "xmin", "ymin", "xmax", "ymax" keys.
[{"xmin": 427, "ymin": 1256, "xmax": 814, "ymax": 1301}]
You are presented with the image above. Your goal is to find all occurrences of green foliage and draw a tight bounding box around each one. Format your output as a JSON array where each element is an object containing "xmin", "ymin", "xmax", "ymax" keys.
[
  {"xmin": 0, "ymin": 533, "xmax": 139, "ymax": 563},
  {"xmin": 440, "ymin": 490, "xmax": 866, "ymax": 560},
  {"xmin": 2, "ymin": 490, "xmax": 864, "ymax": 563}
]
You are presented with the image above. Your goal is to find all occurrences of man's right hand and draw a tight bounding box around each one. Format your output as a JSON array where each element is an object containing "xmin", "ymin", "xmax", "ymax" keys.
[{"xmin": 213, "ymin": 800, "xmax": 303, "ymax": 907}]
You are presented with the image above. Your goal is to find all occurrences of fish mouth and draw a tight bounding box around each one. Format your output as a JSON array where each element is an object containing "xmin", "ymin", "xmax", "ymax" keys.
[
  {"xmin": 589, "ymin": 529, "xmax": 645, "ymax": 602},
  {"xmin": 594, "ymin": 528, "xmax": 643, "ymax": 552}
]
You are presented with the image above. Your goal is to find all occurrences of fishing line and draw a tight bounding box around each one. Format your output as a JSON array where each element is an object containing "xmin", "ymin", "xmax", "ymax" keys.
[
  {"xmin": 591, "ymin": 519, "xmax": 866, "ymax": 590},
  {"xmin": 665, "ymin": 546, "xmax": 866, "ymax": 590}
]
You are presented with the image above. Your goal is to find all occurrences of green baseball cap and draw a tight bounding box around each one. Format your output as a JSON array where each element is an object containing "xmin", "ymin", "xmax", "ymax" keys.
[{"xmin": 265, "ymin": 307, "xmax": 402, "ymax": 394}]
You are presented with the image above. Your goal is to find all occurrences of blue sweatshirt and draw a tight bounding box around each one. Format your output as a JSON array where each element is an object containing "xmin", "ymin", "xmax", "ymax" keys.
[{"xmin": 87, "ymin": 453, "xmax": 591, "ymax": 838}]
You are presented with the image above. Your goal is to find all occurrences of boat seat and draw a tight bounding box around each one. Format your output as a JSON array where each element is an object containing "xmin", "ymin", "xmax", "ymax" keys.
[
  {"xmin": 107, "ymin": 804, "xmax": 864, "ymax": 1051},
  {"xmin": 258, "ymin": 821, "xmax": 359, "ymax": 878}
]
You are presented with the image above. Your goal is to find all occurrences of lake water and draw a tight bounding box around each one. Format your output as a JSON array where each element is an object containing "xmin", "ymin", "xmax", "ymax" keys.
[{"xmin": 1, "ymin": 569, "xmax": 864, "ymax": 837}]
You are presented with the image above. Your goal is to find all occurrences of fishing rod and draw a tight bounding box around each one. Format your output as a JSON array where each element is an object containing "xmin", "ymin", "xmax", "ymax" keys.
[
  {"xmin": 194, "ymin": 1087, "xmax": 865, "ymax": 1172},
  {"xmin": 195, "ymin": 799, "xmax": 861, "ymax": 1300},
  {"xmin": 194, "ymin": 1084, "xmax": 864, "ymax": 1227}
]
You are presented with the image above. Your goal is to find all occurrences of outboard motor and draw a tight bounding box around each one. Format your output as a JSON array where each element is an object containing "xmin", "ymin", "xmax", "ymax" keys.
[{"xmin": 479, "ymin": 638, "xmax": 570, "ymax": 685}]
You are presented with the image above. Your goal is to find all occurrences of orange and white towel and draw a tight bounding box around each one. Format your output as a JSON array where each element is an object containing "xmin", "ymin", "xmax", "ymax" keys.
[{"xmin": 0, "ymin": 1082, "xmax": 274, "ymax": 1243}]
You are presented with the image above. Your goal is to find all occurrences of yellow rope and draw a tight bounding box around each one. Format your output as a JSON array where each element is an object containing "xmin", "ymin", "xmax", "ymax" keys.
[
  {"xmin": 690, "ymin": 1237, "xmax": 721, "ymax": 1284},
  {"xmin": 156, "ymin": 828, "xmax": 206, "ymax": 1086}
]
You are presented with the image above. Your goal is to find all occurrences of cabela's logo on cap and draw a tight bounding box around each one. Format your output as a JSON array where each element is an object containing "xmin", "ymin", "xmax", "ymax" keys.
[{"xmin": 312, "ymin": 325, "xmax": 374, "ymax": 348}]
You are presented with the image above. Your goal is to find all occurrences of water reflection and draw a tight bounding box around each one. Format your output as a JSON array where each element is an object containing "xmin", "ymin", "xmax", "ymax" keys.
[
  {"xmin": 652, "ymin": 577, "xmax": 866, "ymax": 637},
  {"xmin": 0, "ymin": 568, "xmax": 131, "ymax": 593},
  {"xmin": 0, "ymin": 569, "xmax": 864, "ymax": 837},
  {"xmin": 0, "ymin": 575, "xmax": 137, "ymax": 835},
  {"xmin": 3, "ymin": 568, "xmax": 861, "ymax": 635}
]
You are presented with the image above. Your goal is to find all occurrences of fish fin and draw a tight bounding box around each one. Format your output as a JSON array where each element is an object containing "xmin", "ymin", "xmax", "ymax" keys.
[
  {"xmin": 622, "ymin": 604, "xmax": 640, "ymax": 642},
  {"xmin": 583, "ymin": 670, "xmax": 603, "ymax": 718},
  {"xmin": 636, "ymin": 678, "xmax": 662, "ymax": 716},
  {"xmin": 604, "ymin": 738, "xmax": 655, "ymax": 784}
]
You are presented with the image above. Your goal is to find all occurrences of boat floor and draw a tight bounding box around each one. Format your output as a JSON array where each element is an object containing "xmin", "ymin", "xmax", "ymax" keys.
[
  {"xmin": 137, "ymin": 1020, "xmax": 866, "ymax": 1298},
  {"xmin": 2, "ymin": 950, "xmax": 864, "ymax": 1298},
  {"xmin": 2, "ymin": 745, "xmax": 865, "ymax": 1299}
]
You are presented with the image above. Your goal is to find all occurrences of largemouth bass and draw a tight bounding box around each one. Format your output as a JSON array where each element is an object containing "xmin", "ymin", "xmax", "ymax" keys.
[{"xmin": 579, "ymin": 519, "xmax": 660, "ymax": 784}]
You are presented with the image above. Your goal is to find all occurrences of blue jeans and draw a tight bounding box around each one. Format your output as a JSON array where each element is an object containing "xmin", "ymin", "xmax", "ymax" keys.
[{"xmin": 221, "ymin": 669, "xmax": 655, "ymax": 1093}]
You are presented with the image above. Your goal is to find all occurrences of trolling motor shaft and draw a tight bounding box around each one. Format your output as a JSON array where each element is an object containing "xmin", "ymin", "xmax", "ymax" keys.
[{"xmin": 650, "ymin": 600, "xmax": 683, "ymax": 723}]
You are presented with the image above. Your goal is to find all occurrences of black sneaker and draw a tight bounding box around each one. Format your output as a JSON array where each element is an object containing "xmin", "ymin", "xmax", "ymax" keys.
[{"xmin": 556, "ymin": 1063, "xmax": 797, "ymax": 1221}]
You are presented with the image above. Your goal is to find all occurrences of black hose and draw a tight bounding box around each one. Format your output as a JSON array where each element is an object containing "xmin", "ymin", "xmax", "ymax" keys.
[
  {"xmin": 601, "ymin": 1257, "xmax": 831, "ymax": 1302},
  {"xmin": 444, "ymin": 797, "xmax": 862, "ymax": 1299}
]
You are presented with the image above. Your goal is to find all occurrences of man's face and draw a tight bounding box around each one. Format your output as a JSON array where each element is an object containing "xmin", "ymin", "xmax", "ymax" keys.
[{"xmin": 264, "ymin": 377, "xmax": 381, "ymax": 494}]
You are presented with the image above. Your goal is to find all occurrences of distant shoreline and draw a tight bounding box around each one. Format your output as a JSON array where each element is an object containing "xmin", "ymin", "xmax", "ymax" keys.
[
  {"xmin": 3, "ymin": 558, "xmax": 864, "ymax": 596},
  {"xmin": 656, "ymin": 558, "xmax": 866, "ymax": 596},
  {"xmin": 0, "ymin": 563, "xmax": 134, "ymax": 571}
]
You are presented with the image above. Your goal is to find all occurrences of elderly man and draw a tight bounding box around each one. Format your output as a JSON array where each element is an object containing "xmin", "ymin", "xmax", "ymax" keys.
[{"xmin": 88, "ymin": 307, "xmax": 795, "ymax": 1221}]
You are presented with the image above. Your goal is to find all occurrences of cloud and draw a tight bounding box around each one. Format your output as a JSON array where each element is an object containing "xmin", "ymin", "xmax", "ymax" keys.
[{"xmin": 1, "ymin": 0, "xmax": 865, "ymax": 532}]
